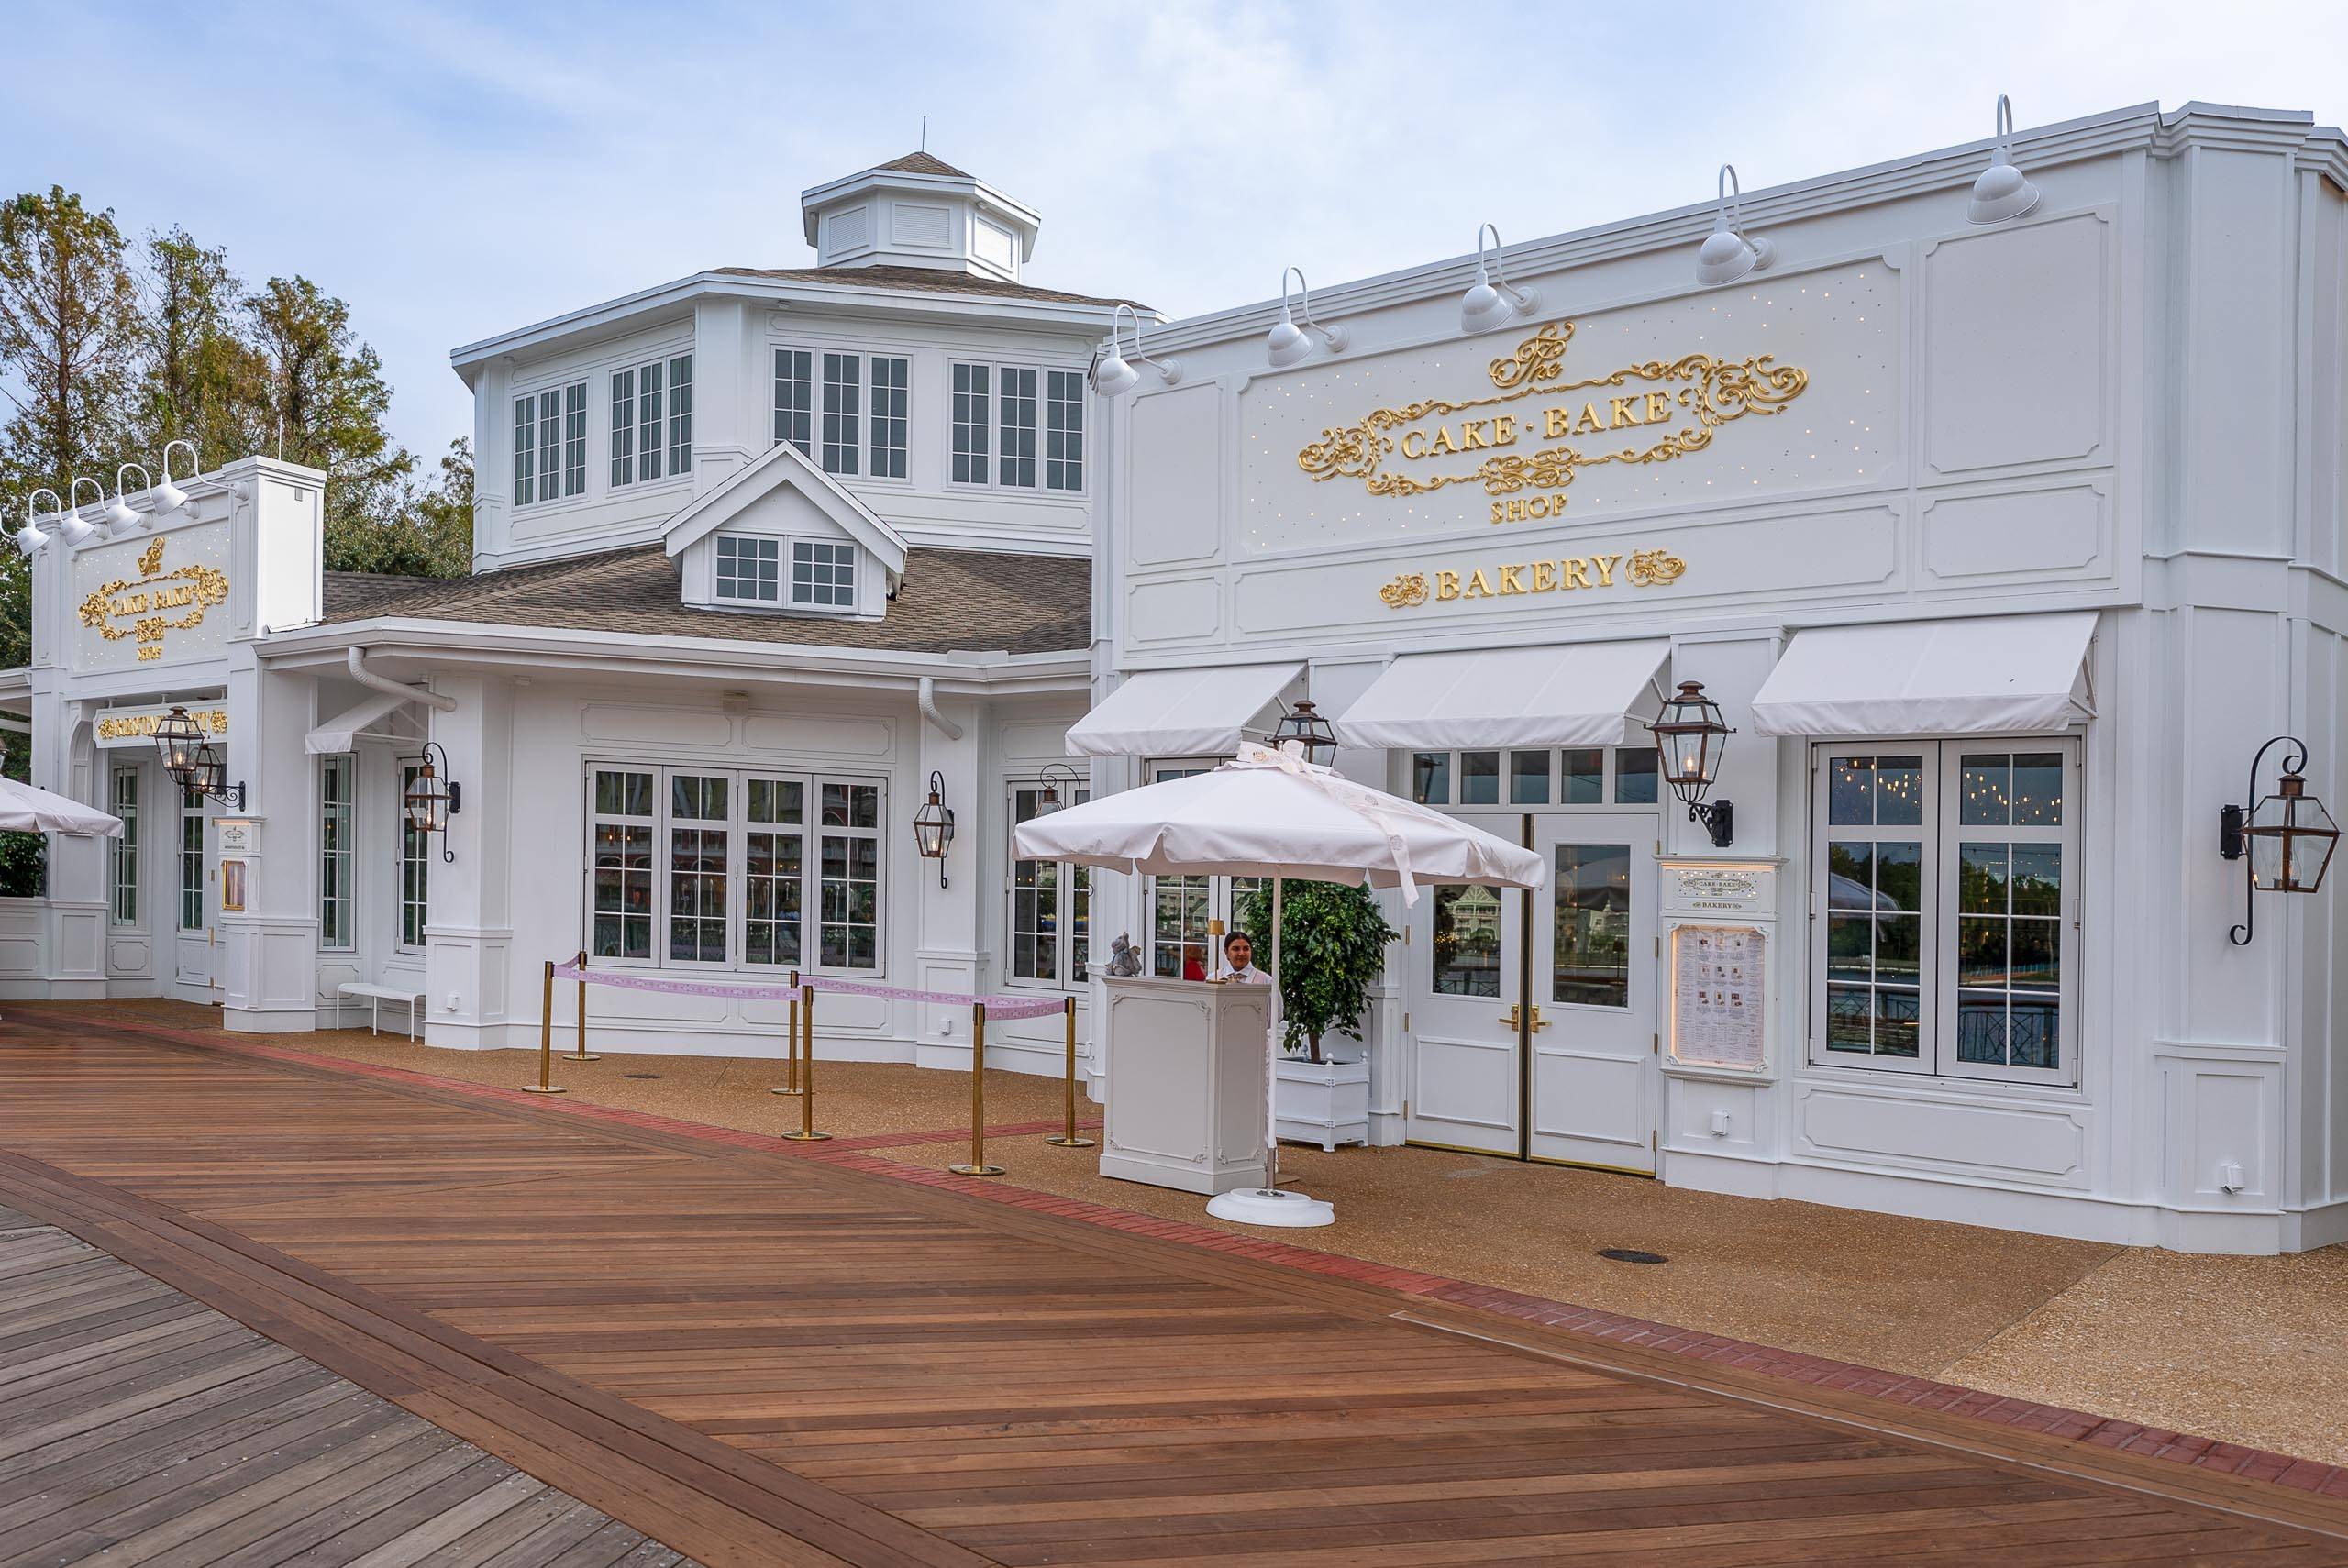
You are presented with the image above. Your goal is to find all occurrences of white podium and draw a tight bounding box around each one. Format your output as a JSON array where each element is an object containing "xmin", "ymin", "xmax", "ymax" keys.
[{"xmin": 1097, "ymin": 975, "xmax": 1270, "ymax": 1195}]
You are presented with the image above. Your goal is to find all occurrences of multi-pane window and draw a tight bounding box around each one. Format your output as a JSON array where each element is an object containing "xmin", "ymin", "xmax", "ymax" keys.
[
  {"xmin": 109, "ymin": 767, "xmax": 138, "ymax": 925},
  {"xmin": 1430, "ymin": 884, "xmax": 1503, "ymax": 997},
  {"xmin": 637, "ymin": 359, "xmax": 665, "ymax": 482},
  {"xmin": 584, "ymin": 765, "xmax": 881, "ymax": 972},
  {"xmin": 609, "ymin": 369, "xmax": 636, "ymax": 486},
  {"xmin": 745, "ymin": 778, "xmax": 803, "ymax": 967},
  {"xmin": 869, "ymin": 356, "xmax": 908, "ymax": 478},
  {"xmin": 665, "ymin": 352, "xmax": 692, "ymax": 476},
  {"xmin": 318, "ymin": 755, "xmax": 354, "ymax": 951},
  {"xmin": 820, "ymin": 352, "xmax": 860, "ymax": 476},
  {"xmin": 178, "ymin": 786, "xmax": 204, "ymax": 931},
  {"xmin": 1010, "ymin": 784, "xmax": 1091, "ymax": 987},
  {"xmin": 669, "ymin": 774, "xmax": 730, "ymax": 965},
  {"xmin": 951, "ymin": 363, "xmax": 990, "ymax": 483},
  {"xmin": 1141, "ymin": 763, "xmax": 1219, "ymax": 978},
  {"xmin": 773, "ymin": 348, "xmax": 813, "ymax": 458},
  {"xmin": 1412, "ymin": 746, "xmax": 1662, "ymax": 807},
  {"xmin": 589, "ymin": 768, "xmax": 655, "ymax": 960},
  {"xmin": 398, "ymin": 764, "xmax": 430, "ymax": 948},
  {"xmin": 1552, "ymin": 844, "xmax": 1632, "ymax": 1008},
  {"xmin": 819, "ymin": 782, "xmax": 880, "ymax": 970},
  {"xmin": 715, "ymin": 536, "xmax": 781, "ymax": 602},
  {"xmin": 1811, "ymin": 740, "xmax": 2076, "ymax": 1082},
  {"xmin": 513, "ymin": 383, "xmax": 586, "ymax": 504},
  {"xmin": 1046, "ymin": 370, "xmax": 1084, "ymax": 491},
  {"xmin": 791, "ymin": 541, "xmax": 855, "ymax": 608},
  {"xmin": 997, "ymin": 366, "xmax": 1037, "ymax": 487}
]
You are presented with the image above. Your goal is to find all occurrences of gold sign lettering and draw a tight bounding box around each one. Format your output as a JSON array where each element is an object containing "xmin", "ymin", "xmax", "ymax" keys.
[
  {"xmin": 1300, "ymin": 321, "xmax": 1809, "ymax": 515},
  {"xmin": 77, "ymin": 537, "xmax": 229, "ymax": 661},
  {"xmin": 1379, "ymin": 548, "xmax": 1685, "ymax": 611}
]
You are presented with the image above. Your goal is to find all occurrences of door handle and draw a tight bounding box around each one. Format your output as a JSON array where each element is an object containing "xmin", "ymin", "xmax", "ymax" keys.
[{"xmin": 1497, "ymin": 1005, "xmax": 1553, "ymax": 1032}]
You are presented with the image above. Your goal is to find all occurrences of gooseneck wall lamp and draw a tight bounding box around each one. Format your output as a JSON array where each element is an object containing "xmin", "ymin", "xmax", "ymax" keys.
[
  {"xmin": 1266, "ymin": 267, "xmax": 1349, "ymax": 369},
  {"xmin": 1649, "ymin": 680, "xmax": 1736, "ymax": 848},
  {"xmin": 1695, "ymin": 164, "xmax": 1775, "ymax": 288},
  {"xmin": 1033, "ymin": 761, "xmax": 1081, "ymax": 816},
  {"xmin": 1460, "ymin": 224, "xmax": 1539, "ymax": 335},
  {"xmin": 1967, "ymin": 94, "xmax": 2043, "ymax": 225},
  {"xmin": 105, "ymin": 465, "xmax": 151, "ymax": 536},
  {"xmin": 1089, "ymin": 304, "xmax": 1180, "ymax": 398},
  {"xmin": 152, "ymin": 440, "xmax": 197, "ymax": 516},
  {"xmin": 402, "ymin": 741, "xmax": 461, "ymax": 862},
  {"xmin": 154, "ymin": 705, "xmax": 245, "ymax": 811},
  {"xmin": 2220, "ymin": 735, "xmax": 2338, "ymax": 946},
  {"xmin": 912, "ymin": 770, "xmax": 957, "ymax": 888},
  {"xmin": 12, "ymin": 490, "xmax": 61, "ymax": 558},
  {"xmin": 60, "ymin": 478, "xmax": 104, "ymax": 547}
]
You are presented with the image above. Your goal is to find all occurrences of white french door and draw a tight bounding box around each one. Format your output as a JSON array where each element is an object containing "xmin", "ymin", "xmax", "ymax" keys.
[
  {"xmin": 1403, "ymin": 874, "xmax": 1523, "ymax": 1154},
  {"xmin": 1527, "ymin": 814, "xmax": 1657, "ymax": 1172}
]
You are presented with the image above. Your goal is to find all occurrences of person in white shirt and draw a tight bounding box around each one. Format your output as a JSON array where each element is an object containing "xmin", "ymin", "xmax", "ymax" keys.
[{"xmin": 1218, "ymin": 931, "xmax": 1270, "ymax": 985}]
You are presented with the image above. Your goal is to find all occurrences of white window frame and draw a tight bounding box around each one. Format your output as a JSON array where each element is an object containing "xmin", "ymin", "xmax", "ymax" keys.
[
  {"xmin": 587, "ymin": 767, "xmax": 657, "ymax": 964},
  {"xmin": 1807, "ymin": 736, "xmax": 2080, "ymax": 1086},
  {"xmin": 1045, "ymin": 368, "xmax": 1085, "ymax": 491},
  {"xmin": 177, "ymin": 785, "xmax": 205, "ymax": 932},
  {"xmin": 109, "ymin": 766, "xmax": 138, "ymax": 927},
  {"xmin": 950, "ymin": 361, "xmax": 990, "ymax": 484},
  {"xmin": 1008, "ymin": 780, "xmax": 1091, "ymax": 990},
  {"xmin": 950, "ymin": 361, "xmax": 1086, "ymax": 494},
  {"xmin": 820, "ymin": 351, "xmax": 860, "ymax": 477},
  {"xmin": 1404, "ymin": 745, "xmax": 1663, "ymax": 809},
  {"xmin": 581, "ymin": 763, "xmax": 885, "ymax": 976},
  {"xmin": 609, "ymin": 367, "xmax": 637, "ymax": 487},
  {"xmin": 318, "ymin": 754, "xmax": 355, "ymax": 952},
  {"xmin": 773, "ymin": 348, "xmax": 813, "ymax": 458},
  {"xmin": 637, "ymin": 359, "xmax": 666, "ymax": 482},
  {"xmin": 665, "ymin": 352, "xmax": 693, "ymax": 476},
  {"xmin": 868, "ymin": 354, "xmax": 909, "ymax": 479},
  {"xmin": 1138, "ymin": 759, "xmax": 1264, "ymax": 979},
  {"xmin": 397, "ymin": 762, "xmax": 429, "ymax": 951},
  {"xmin": 514, "ymin": 381, "xmax": 587, "ymax": 505},
  {"xmin": 789, "ymin": 539, "xmax": 856, "ymax": 610},
  {"xmin": 714, "ymin": 535, "xmax": 783, "ymax": 603}
]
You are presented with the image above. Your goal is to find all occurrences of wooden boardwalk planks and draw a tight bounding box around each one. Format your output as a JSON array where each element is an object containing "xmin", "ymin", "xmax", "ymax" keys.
[
  {"xmin": 0, "ymin": 1016, "xmax": 2342, "ymax": 1566},
  {"xmin": 0, "ymin": 1217, "xmax": 695, "ymax": 1568}
]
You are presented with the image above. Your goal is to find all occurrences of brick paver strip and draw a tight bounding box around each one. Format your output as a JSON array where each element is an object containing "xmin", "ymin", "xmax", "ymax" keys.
[{"xmin": 28, "ymin": 1009, "xmax": 2344, "ymax": 1501}]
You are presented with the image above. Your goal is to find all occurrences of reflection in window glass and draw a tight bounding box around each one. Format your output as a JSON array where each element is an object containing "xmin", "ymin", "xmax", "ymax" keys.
[
  {"xmin": 1563, "ymin": 748, "xmax": 1603, "ymax": 803},
  {"xmin": 1460, "ymin": 751, "xmax": 1500, "ymax": 805},
  {"xmin": 1553, "ymin": 845, "xmax": 1631, "ymax": 1008},
  {"xmin": 1412, "ymin": 752, "xmax": 1449, "ymax": 805},
  {"xmin": 1151, "ymin": 874, "xmax": 1211, "ymax": 978},
  {"xmin": 1614, "ymin": 748, "xmax": 1659, "ymax": 803},
  {"xmin": 1431, "ymin": 884, "xmax": 1503, "ymax": 997},
  {"xmin": 1509, "ymin": 750, "xmax": 1550, "ymax": 804}
]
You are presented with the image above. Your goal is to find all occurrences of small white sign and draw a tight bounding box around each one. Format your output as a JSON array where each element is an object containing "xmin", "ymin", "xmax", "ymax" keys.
[{"xmin": 214, "ymin": 817, "xmax": 259, "ymax": 855}]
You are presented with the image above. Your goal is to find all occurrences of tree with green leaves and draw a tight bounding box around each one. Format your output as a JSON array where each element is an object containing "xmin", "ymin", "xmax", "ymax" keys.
[
  {"xmin": 1233, "ymin": 880, "xmax": 1400, "ymax": 1063},
  {"xmin": 334, "ymin": 436, "xmax": 472, "ymax": 577},
  {"xmin": 135, "ymin": 226, "xmax": 266, "ymax": 469},
  {"xmin": 0, "ymin": 186, "xmax": 140, "ymax": 497},
  {"xmin": 243, "ymin": 273, "xmax": 415, "ymax": 556}
]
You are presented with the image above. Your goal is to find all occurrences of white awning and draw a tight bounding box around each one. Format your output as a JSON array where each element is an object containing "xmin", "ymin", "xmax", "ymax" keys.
[
  {"xmin": 305, "ymin": 690, "xmax": 409, "ymax": 755},
  {"xmin": 1066, "ymin": 663, "xmax": 1303, "ymax": 758},
  {"xmin": 1332, "ymin": 640, "xmax": 1671, "ymax": 752},
  {"xmin": 1752, "ymin": 612, "xmax": 2097, "ymax": 737}
]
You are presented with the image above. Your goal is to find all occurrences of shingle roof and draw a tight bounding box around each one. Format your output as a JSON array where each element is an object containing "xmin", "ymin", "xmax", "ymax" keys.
[
  {"xmin": 714, "ymin": 261, "xmax": 1146, "ymax": 312},
  {"xmin": 874, "ymin": 150, "xmax": 970, "ymax": 178},
  {"xmin": 321, "ymin": 546, "xmax": 1090, "ymax": 657}
]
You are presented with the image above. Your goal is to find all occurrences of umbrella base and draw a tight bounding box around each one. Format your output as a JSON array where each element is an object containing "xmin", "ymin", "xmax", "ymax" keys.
[{"xmin": 1206, "ymin": 1187, "xmax": 1335, "ymax": 1228}]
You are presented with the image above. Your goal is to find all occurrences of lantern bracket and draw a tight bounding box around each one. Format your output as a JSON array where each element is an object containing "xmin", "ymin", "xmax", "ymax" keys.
[
  {"xmin": 913, "ymin": 769, "xmax": 956, "ymax": 888},
  {"xmin": 1688, "ymin": 799, "xmax": 1734, "ymax": 849},
  {"xmin": 404, "ymin": 741, "xmax": 460, "ymax": 864},
  {"xmin": 2222, "ymin": 733, "xmax": 2332, "ymax": 948}
]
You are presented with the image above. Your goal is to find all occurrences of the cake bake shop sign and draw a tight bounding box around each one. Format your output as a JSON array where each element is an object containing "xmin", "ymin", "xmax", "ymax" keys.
[
  {"xmin": 77, "ymin": 536, "xmax": 230, "ymax": 665},
  {"xmin": 1299, "ymin": 321, "xmax": 1808, "ymax": 521}
]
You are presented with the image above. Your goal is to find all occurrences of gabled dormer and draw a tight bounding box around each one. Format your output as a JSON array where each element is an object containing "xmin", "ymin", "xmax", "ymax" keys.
[
  {"xmin": 663, "ymin": 440, "xmax": 907, "ymax": 620},
  {"xmin": 800, "ymin": 152, "xmax": 1041, "ymax": 283}
]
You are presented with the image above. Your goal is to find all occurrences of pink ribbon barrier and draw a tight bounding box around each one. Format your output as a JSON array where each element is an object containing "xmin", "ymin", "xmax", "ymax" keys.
[{"xmin": 550, "ymin": 962, "xmax": 1068, "ymax": 1021}]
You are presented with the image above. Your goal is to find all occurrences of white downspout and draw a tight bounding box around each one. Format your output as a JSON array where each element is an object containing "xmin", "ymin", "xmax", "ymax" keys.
[
  {"xmin": 917, "ymin": 675, "xmax": 963, "ymax": 741},
  {"xmin": 347, "ymin": 646, "xmax": 457, "ymax": 712}
]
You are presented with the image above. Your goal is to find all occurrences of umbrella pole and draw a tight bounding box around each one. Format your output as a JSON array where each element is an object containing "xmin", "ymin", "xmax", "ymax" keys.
[{"xmin": 1264, "ymin": 875, "xmax": 1282, "ymax": 1197}]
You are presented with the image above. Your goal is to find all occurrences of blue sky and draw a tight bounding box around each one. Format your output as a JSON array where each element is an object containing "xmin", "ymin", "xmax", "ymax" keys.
[{"xmin": 6, "ymin": 0, "xmax": 2345, "ymax": 465}]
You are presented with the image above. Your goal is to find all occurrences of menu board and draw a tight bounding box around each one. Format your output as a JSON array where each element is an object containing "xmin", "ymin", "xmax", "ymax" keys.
[{"xmin": 1669, "ymin": 924, "xmax": 1766, "ymax": 1071}]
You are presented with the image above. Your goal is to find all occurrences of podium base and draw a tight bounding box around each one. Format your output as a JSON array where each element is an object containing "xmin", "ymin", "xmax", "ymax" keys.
[{"xmin": 1205, "ymin": 1187, "xmax": 1335, "ymax": 1228}]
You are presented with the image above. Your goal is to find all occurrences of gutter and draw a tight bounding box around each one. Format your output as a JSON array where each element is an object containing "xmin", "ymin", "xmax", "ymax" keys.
[
  {"xmin": 346, "ymin": 647, "xmax": 457, "ymax": 712},
  {"xmin": 917, "ymin": 676, "xmax": 964, "ymax": 741}
]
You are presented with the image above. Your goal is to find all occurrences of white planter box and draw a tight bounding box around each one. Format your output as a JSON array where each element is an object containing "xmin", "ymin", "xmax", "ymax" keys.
[{"xmin": 1276, "ymin": 1052, "xmax": 1370, "ymax": 1151}]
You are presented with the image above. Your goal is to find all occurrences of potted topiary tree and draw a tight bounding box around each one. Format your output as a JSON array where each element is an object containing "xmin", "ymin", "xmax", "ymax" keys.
[{"xmin": 1233, "ymin": 880, "xmax": 1397, "ymax": 1151}]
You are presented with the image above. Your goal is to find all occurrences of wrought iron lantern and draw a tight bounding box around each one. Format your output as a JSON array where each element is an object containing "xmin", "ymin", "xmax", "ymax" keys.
[
  {"xmin": 154, "ymin": 705, "xmax": 243, "ymax": 808},
  {"xmin": 2220, "ymin": 735, "xmax": 2338, "ymax": 946},
  {"xmin": 1034, "ymin": 761, "xmax": 1081, "ymax": 816},
  {"xmin": 403, "ymin": 741, "xmax": 460, "ymax": 863},
  {"xmin": 912, "ymin": 769, "xmax": 956, "ymax": 887},
  {"xmin": 1648, "ymin": 680, "xmax": 1735, "ymax": 848},
  {"xmin": 1273, "ymin": 699, "xmax": 1339, "ymax": 768}
]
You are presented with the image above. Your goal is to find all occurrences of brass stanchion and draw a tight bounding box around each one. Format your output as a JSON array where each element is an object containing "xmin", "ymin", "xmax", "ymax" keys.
[
  {"xmin": 564, "ymin": 948, "xmax": 600, "ymax": 1062},
  {"xmin": 949, "ymin": 1002, "xmax": 1004, "ymax": 1176},
  {"xmin": 779, "ymin": 981, "xmax": 830, "ymax": 1141},
  {"xmin": 521, "ymin": 958, "xmax": 566, "ymax": 1094},
  {"xmin": 1045, "ymin": 994, "xmax": 1093, "ymax": 1148},
  {"xmin": 770, "ymin": 967, "xmax": 803, "ymax": 1095}
]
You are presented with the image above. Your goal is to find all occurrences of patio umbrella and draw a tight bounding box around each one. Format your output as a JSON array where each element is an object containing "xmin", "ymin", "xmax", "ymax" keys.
[
  {"xmin": 0, "ymin": 778, "xmax": 122, "ymax": 836},
  {"xmin": 1014, "ymin": 741, "xmax": 1543, "ymax": 1227}
]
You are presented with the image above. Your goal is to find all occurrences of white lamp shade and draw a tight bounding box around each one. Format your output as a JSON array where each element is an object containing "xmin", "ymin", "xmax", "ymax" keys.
[
  {"xmin": 1460, "ymin": 271, "xmax": 1513, "ymax": 335},
  {"xmin": 1266, "ymin": 309, "xmax": 1311, "ymax": 368},
  {"xmin": 1695, "ymin": 225, "xmax": 1760, "ymax": 287},
  {"xmin": 11, "ymin": 524, "xmax": 47, "ymax": 558},
  {"xmin": 1090, "ymin": 351, "xmax": 1139, "ymax": 398},
  {"xmin": 55, "ymin": 513, "xmax": 95, "ymax": 547},
  {"xmin": 1967, "ymin": 160, "xmax": 2042, "ymax": 225},
  {"xmin": 150, "ymin": 477, "xmax": 190, "ymax": 514},
  {"xmin": 104, "ymin": 497, "xmax": 142, "ymax": 533}
]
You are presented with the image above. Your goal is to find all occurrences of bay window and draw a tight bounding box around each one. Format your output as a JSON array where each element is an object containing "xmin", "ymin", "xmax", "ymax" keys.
[
  {"xmin": 585, "ymin": 764, "xmax": 882, "ymax": 973},
  {"xmin": 1010, "ymin": 783, "xmax": 1091, "ymax": 988},
  {"xmin": 1811, "ymin": 739, "xmax": 2077, "ymax": 1083}
]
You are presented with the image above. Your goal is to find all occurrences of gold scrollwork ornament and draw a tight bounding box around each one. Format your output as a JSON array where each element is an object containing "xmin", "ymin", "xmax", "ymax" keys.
[
  {"xmin": 1379, "ymin": 572, "xmax": 1429, "ymax": 609},
  {"xmin": 1625, "ymin": 549, "xmax": 1687, "ymax": 587}
]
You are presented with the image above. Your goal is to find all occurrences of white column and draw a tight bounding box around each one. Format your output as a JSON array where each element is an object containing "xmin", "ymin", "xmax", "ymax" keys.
[
  {"xmin": 217, "ymin": 653, "xmax": 322, "ymax": 1031},
  {"xmin": 911, "ymin": 689, "xmax": 984, "ymax": 1069},
  {"xmin": 29, "ymin": 690, "xmax": 105, "ymax": 998},
  {"xmin": 422, "ymin": 674, "xmax": 514, "ymax": 1048}
]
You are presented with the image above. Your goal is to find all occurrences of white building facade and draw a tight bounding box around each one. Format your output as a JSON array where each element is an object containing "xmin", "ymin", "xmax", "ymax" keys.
[
  {"xmin": 1, "ymin": 152, "xmax": 1132, "ymax": 1081},
  {"xmin": 1077, "ymin": 102, "xmax": 2348, "ymax": 1255}
]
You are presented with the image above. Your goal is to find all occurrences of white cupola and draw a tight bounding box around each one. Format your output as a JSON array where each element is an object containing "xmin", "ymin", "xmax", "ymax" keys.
[{"xmin": 798, "ymin": 152, "xmax": 1042, "ymax": 283}]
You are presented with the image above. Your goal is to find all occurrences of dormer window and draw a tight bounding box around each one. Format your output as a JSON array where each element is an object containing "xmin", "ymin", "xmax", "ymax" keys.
[
  {"xmin": 793, "ymin": 541, "xmax": 856, "ymax": 607},
  {"xmin": 714, "ymin": 536, "xmax": 781, "ymax": 602}
]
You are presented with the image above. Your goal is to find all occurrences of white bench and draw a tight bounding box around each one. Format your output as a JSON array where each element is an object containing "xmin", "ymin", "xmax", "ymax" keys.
[{"xmin": 337, "ymin": 982, "xmax": 425, "ymax": 1040}]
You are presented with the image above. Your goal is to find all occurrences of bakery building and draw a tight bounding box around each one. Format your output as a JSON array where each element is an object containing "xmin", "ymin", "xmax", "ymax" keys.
[
  {"xmin": 0, "ymin": 150, "xmax": 1127, "ymax": 1079},
  {"xmin": 1071, "ymin": 100, "xmax": 2347, "ymax": 1254}
]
